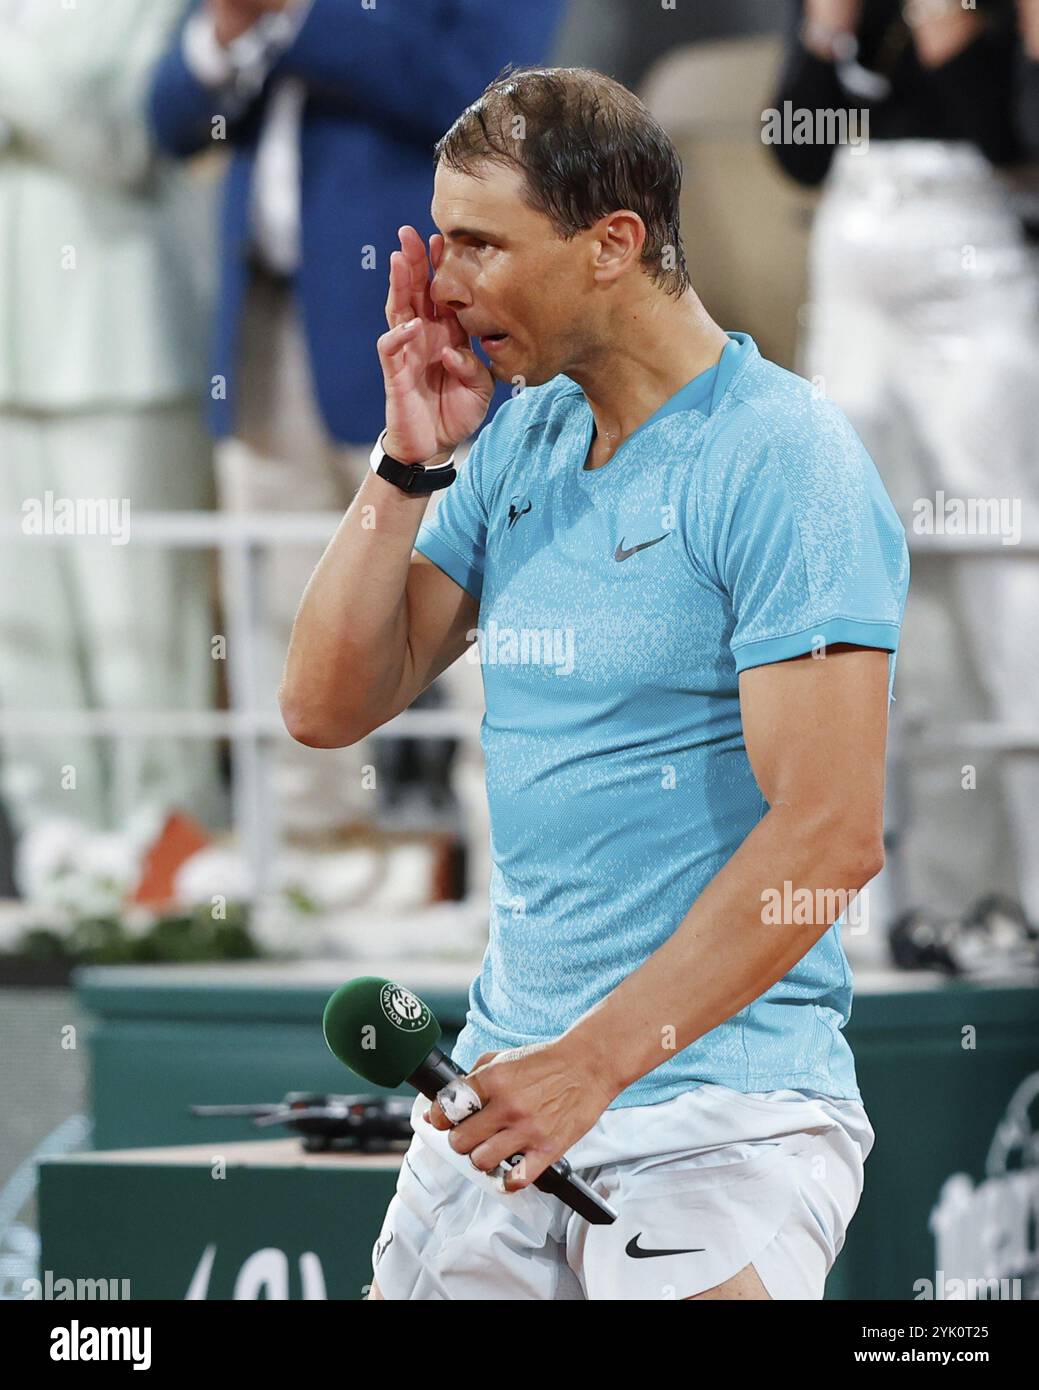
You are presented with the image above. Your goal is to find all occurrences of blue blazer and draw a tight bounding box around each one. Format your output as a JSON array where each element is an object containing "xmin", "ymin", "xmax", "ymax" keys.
[{"xmin": 149, "ymin": 0, "xmax": 565, "ymax": 444}]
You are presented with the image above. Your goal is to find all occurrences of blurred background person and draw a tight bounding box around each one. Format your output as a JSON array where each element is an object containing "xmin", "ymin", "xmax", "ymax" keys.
[
  {"xmin": 770, "ymin": 0, "xmax": 1039, "ymax": 925},
  {"xmin": 148, "ymin": 0, "xmax": 565, "ymax": 857},
  {"xmin": 0, "ymin": 0, "xmax": 223, "ymax": 851}
]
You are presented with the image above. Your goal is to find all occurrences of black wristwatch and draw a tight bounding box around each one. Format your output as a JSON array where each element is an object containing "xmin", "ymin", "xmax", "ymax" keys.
[{"xmin": 369, "ymin": 428, "xmax": 458, "ymax": 495}]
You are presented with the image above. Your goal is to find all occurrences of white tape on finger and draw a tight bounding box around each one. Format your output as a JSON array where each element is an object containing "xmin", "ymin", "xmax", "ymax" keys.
[
  {"xmin": 436, "ymin": 1079, "xmax": 482, "ymax": 1125},
  {"xmin": 408, "ymin": 1093, "xmax": 538, "ymax": 1208}
]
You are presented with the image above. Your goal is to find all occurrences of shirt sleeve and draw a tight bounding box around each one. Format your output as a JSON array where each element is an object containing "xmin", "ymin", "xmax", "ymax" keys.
[
  {"xmin": 413, "ymin": 378, "xmax": 544, "ymax": 601},
  {"xmin": 715, "ymin": 404, "xmax": 910, "ymax": 701},
  {"xmin": 413, "ymin": 430, "xmax": 491, "ymax": 603}
]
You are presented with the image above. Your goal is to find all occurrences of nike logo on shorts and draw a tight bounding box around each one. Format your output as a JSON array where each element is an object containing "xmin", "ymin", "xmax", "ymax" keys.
[{"xmin": 625, "ymin": 1233, "xmax": 705, "ymax": 1258}]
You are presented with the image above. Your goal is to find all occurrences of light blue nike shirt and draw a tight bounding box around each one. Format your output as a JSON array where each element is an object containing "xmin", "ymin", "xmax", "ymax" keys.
[{"xmin": 414, "ymin": 332, "xmax": 910, "ymax": 1108}]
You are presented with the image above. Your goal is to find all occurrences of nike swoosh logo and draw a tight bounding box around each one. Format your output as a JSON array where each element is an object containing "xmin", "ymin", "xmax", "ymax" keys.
[
  {"xmin": 626, "ymin": 1233, "xmax": 705, "ymax": 1259},
  {"xmin": 615, "ymin": 533, "xmax": 669, "ymax": 561}
]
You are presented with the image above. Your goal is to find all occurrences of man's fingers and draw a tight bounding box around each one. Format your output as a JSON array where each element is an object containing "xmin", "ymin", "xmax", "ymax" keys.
[
  {"xmin": 500, "ymin": 1151, "xmax": 549, "ymax": 1191},
  {"xmin": 424, "ymin": 1098, "xmax": 449, "ymax": 1129},
  {"xmin": 425, "ymin": 1070, "xmax": 488, "ymax": 1130},
  {"xmin": 441, "ymin": 343, "xmax": 488, "ymax": 387},
  {"xmin": 409, "ymin": 236, "xmax": 435, "ymax": 322},
  {"xmin": 376, "ymin": 318, "xmax": 421, "ymax": 379},
  {"xmin": 385, "ymin": 251, "xmax": 415, "ymax": 329},
  {"xmin": 397, "ymin": 224, "xmax": 434, "ymax": 322},
  {"xmin": 378, "ymin": 318, "xmax": 420, "ymax": 349}
]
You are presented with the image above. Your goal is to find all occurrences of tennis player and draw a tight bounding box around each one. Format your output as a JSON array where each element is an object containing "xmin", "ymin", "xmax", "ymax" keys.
[{"xmin": 279, "ymin": 65, "xmax": 910, "ymax": 1300}]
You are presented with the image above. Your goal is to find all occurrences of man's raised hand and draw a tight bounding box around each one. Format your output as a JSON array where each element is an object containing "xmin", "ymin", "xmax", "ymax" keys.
[{"xmin": 376, "ymin": 225, "xmax": 494, "ymax": 465}]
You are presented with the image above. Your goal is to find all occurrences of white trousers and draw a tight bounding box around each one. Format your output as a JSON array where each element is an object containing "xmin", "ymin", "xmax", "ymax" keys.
[
  {"xmin": 801, "ymin": 140, "xmax": 1039, "ymax": 922},
  {"xmin": 372, "ymin": 1087, "xmax": 873, "ymax": 1300},
  {"xmin": 0, "ymin": 400, "xmax": 225, "ymax": 834}
]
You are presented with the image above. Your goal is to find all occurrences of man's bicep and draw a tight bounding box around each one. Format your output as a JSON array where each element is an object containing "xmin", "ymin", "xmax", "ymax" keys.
[
  {"xmin": 392, "ymin": 552, "xmax": 480, "ymax": 712},
  {"xmin": 738, "ymin": 644, "xmax": 890, "ymax": 859}
]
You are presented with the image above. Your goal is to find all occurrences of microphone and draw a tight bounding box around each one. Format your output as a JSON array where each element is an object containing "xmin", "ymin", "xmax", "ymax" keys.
[{"xmin": 322, "ymin": 976, "xmax": 617, "ymax": 1225}]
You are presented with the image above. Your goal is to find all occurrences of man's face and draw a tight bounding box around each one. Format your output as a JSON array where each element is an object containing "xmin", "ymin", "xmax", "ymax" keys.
[{"xmin": 429, "ymin": 161, "xmax": 602, "ymax": 387}]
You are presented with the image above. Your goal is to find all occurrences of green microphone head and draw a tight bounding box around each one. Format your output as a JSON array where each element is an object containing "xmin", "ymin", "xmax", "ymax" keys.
[{"xmin": 322, "ymin": 976, "xmax": 442, "ymax": 1088}]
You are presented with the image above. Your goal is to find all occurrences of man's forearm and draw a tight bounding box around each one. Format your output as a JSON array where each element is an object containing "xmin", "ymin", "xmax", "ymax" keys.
[
  {"xmin": 279, "ymin": 467, "xmax": 434, "ymax": 746},
  {"xmin": 558, "ymin": 805, "xmax": 881, "ymax": 1097}
]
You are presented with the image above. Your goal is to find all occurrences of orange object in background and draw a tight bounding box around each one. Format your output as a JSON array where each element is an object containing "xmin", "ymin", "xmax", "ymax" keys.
[{"xmin": 132, "ymin": 812, "xmax": 211, "ymax": 908}]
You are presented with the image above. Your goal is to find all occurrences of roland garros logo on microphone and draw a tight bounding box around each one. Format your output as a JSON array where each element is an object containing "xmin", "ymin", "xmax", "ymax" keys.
[{"xmin": 380, "ymin": 982, "xmax": 430, "ymax": 1032}]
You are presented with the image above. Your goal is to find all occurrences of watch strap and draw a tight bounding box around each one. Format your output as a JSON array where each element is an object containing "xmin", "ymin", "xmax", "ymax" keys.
[{"xmin": 369, "ymin": 428, "xmax": 457, "ymax": 494}]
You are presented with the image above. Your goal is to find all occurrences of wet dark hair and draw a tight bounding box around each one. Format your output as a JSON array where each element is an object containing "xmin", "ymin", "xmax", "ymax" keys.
[{"xmin": 433, "ymin": 65, "xmax": 691, "ymax": 298}]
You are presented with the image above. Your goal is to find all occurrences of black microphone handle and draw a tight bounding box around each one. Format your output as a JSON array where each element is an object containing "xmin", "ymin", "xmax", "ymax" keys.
[{"xmin": 406, "ymin": 1045, "xmax": 616, "ymax": 1225}]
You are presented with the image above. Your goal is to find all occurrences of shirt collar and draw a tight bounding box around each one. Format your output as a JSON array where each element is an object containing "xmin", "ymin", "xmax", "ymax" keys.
[{"xmin": 707, "ymin": 331, "xmax": 758, "ymax": 415}]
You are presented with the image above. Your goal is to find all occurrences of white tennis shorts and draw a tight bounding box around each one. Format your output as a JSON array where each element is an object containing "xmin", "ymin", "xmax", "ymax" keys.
[{"xmin": 369, "ymin": 1082, "xmax": 875, "ymax": 1300}]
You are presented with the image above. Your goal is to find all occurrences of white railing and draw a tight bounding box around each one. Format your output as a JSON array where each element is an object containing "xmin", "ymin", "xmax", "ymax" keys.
[
  {"xmin": 1, "ymin": 511, "xmax": 1036, "ymax": 905},
  {"xmin": 0, "ymin": 511, "xmax": 478, "ymax": 896}
]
